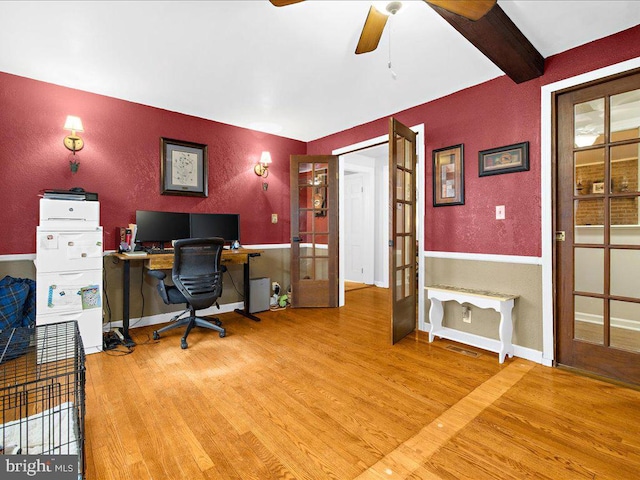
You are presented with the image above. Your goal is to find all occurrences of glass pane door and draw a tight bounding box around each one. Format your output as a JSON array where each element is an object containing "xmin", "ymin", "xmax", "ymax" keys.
[
  {"xmin": 290, "ymin": 155, "xmax": 339, "ymax": 308},
  {"xmin": 558, "ymin": 73, "xmax": 640, "ymax": 384}
]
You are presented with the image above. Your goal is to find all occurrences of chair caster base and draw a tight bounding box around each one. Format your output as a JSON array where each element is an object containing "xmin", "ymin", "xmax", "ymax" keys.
[
  {"xmin": 219, "ymin": 330, "xmax": 226, "ymax": 338},
  {"xmin": 153, "ymin": 331, "xmax": 160, "ymax": 340},
  {"xmin": 181, "ymin": 339, "xmax": 188, "ymax": 349}
]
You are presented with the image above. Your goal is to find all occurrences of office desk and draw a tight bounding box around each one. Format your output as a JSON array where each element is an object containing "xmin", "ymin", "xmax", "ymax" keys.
[{"xmin": 112, "ymin": 248, "xmax": 263, "ymax": 346}]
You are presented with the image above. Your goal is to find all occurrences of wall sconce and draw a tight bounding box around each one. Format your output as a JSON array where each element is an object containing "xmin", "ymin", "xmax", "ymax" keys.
[
  {"xmin": 254, "ymin": 151, "xmax": 272, "ymax": 178},
  {"xmin": 63, "ymin": 115, "xmax": 84, "ymax": 173},
  {"xmin": 255, "ymin": 151, "xmax": 272, "ymax": 190}
]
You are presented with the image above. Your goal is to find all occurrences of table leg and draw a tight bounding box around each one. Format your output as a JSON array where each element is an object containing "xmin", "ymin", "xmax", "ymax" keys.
[
  {"xmin": 233, "ymin": 256, "xmax": 261, "ymax": 322},
  {"xmin": 121, "ymin": 259, "xmax": 136, "ymax": 347},
  {"xmin": 428, "ymin": 297, "xmax": 444, "ymax": 342},
  {"xmin": 498, "ymin": 299, "xmax": 514, "ymax": 364}
]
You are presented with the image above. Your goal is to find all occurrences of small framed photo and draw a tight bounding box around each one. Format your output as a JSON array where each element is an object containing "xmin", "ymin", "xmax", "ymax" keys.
[
  {"xmin": 433, "ymin": 144, "xmax": 464, "ymax": 207},
  {"xmin": 479, "ymin": 141, "xmax": 529, "ymax": 177},
  {"xmin": 160, "ymin": 138, "xmax": 208, "ymax": 197},
  {"xmin": 592, "ymin": 182, "xmax": 605, "ymax": 194}
]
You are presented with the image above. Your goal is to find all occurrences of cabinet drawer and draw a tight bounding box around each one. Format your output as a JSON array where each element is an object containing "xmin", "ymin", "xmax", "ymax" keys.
[
  {"xmin": 36, "ymin": 230, "xmax": 103, "ymax": 272},
  {"xmin": 37, "ymin": 310, "xmax": 103, "ymax": 354},
  {"xmin": 36, "ymin": 270, "xmax": 102, "ymax": 315}
]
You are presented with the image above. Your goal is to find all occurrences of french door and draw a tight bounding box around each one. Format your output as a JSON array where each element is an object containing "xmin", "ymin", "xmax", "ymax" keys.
[
  {"xmin": 290, "ymin": 155, "xmax": 339, "ymax": 307},
  {"xmin": 556, "ymin": 70, "xmax": 640, "ymax": 384},
  {"xmin": 390, "ymin": 118, "xmax": 417, "ymax": 344}
]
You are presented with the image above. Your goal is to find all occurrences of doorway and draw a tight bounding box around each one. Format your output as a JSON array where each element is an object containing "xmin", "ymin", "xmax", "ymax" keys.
[
  {"xmin": 555, "ymin": 70, "xmax": 640, "ymax": 384},
  {"xmin": 342, "ymin": 144, "xmax": 386, "ymax": 289},
  {"xmin": 332, "ymin": 124, "xmax": 426, "ymax": 332}
]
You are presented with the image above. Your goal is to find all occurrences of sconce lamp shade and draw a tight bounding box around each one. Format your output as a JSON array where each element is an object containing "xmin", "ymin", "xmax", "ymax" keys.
[
  {"xmin": 64, "ymin": 115, "xmax": 84, "ymax": 132},
  {"xmin": 260, "ymin": 151, "xmax": 272, "ymax": 165},
  {"xmin": 255, "ymin": 151, "xmax": 272, "ymax": 178},
  {"xmin": 63, "ymin": 115, "xmax": 84, "ymax": 154}
]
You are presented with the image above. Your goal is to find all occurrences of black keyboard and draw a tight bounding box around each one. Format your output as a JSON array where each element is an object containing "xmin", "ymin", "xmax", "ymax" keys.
[{"xmin": 146, "ymin": 249, "xmax": 174, "ymax": 255}]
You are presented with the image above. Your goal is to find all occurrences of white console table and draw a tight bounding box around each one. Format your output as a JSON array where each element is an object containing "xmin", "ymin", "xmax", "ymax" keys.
[{"xmin": 426, "ymin": 285, "xmax": 518, "ymax": 364}]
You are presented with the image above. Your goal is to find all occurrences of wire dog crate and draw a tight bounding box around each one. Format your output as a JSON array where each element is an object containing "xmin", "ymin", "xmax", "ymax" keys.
[{"xmin": 0, "ymin": 321, "xmax": 85, "ymax": 478}]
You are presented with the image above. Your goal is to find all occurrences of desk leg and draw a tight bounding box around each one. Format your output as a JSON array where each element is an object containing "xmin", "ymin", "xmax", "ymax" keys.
[
  {"xmin": 498, "ymin": 299, "xmax": 514, "ymax": 364},
  {"xmin": 234, "ymin": 257, "xmax": 261, "ymax": 322},
  {"xmin": 428, "ymin": 297, "xmax": 443, "ymax": 342},
  {"xmin": 121, "ymin": 260, "xmax": 136, "ymax": 347}
]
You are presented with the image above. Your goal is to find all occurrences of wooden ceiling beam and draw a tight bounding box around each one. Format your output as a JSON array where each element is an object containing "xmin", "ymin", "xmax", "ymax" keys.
[{"xmin": 429, "ymin": 3, "xmax": 545, "ymax": 84}]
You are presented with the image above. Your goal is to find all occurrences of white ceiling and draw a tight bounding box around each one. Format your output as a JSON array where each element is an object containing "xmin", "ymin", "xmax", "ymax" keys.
[{"xmin": 1, "ymin": 1, "xmax": 639, "ymax": 142}]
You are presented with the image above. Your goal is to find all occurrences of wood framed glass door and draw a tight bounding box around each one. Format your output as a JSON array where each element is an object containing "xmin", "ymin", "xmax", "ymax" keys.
[
  {"xmin": 389, "ymin": 118, "xmax": 417, "ymax": 344},
  {"xmin": 290, "ymin": 155, "xmax": 339, "ymax": 308},
  {"xmin": 556, "ymin": 70, "xmax": 640, "ymax": 384}
]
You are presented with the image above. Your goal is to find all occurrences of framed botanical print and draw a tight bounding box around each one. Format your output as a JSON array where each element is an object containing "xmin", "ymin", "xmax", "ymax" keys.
[
  {"xmin": 160, "ymin": 137, "xmax": 208, "ymax": 197},
  {"xmin": 433, "ymin": 144, "xmax": 464, "ymax": 207}
]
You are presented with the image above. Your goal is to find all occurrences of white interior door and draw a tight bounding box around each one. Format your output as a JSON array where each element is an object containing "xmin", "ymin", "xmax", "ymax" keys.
[
  {"xmin": 345, "ymin": 173, "xmax": 365, "ymax": 283},
  {"xmin": 345, "ymin": 173, "xmax": 375, "ymax": 284}
]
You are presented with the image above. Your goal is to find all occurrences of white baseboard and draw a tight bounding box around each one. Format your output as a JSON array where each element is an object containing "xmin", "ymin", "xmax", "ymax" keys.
[
  {"xmin": 103, "ymin": 301, "xmax": 244, "ymax": 331},
  {"xmin": 575, "ymin": 311, "xmax": 640, "ymax": 332},
  {"xmin": 85, "ymin": 345, "xmax": 103, "ymax": 355},
  {"xmin": 420, "ymin": 325, "xmax": 544, "ymax": 364}
]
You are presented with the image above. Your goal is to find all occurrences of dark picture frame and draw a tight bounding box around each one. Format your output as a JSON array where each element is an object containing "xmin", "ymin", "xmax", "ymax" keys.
[
  {"xmin": 314, "ymin": 169, "xmax": 327, "ymax": 217},
  {"xmin": 479, "ymin": 141, "xmax": 529, "ymax": 177},
  {"xmin": 433, "ymin": 144, "xmax": 464, "ymax": 207},
  {"xmin": 160, "ymin": 137, "xmax": 208, "ymax": 197}
]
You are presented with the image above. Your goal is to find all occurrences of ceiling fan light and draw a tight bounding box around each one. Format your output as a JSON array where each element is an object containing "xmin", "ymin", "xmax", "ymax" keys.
[
  {"xmin": 575, "ymin": 134, "xmax": 599, "ymax": 148},
  {"xmin": 373, "ymin": 1, "xmax": 403, "ymax": 16},
  {"xmin": 575, "ymin": 127, "xmax": 601, "ymax": 148}
]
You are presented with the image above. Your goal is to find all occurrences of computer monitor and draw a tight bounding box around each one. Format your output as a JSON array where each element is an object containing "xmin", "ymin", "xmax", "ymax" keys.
[
  {"xmin": 189, "ymin": 213, "xmax": 240, "ymax": 244},
  {"xmin": 135, "ymin": 210, "xmax": 190, "ymax": 246}
]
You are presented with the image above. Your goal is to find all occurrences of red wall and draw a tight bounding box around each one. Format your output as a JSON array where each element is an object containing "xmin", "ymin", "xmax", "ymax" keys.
[
  {"xmin": 0, "ymin": 73, "xmax": 305, "ymax": 254},
  {"xmin": 2, "ymin": 25, "xmax": 639, "ymax": 257},
  {"xmin": 308, "ymin": 25, "xmax": 640, "ymax": 258}
]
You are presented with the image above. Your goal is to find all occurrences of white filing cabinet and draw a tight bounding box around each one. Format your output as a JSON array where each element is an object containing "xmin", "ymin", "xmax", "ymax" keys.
[{"xmin": 36, "ymin": 199, "xmax": 103, "ymax": 354}]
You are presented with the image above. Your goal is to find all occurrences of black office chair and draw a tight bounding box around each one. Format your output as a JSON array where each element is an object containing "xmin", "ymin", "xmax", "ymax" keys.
[{"xmin": 148, "ymin": 237, "xmax": 226, "ymax": 349}]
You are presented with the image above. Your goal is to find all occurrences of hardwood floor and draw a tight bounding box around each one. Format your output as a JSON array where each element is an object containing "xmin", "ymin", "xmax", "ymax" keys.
[
  {"xmin": 85, "ymin": 287, "xmax": 640, "ymax": 479},
  {"xmin": 344, "ymin": 281, "xmax": 373, "ymax": 292}
]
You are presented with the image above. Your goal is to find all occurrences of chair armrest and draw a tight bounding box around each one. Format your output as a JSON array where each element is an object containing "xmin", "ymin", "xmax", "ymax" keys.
[{"xmin": 147, "ymin": 270, "xmax": 167, "ymax": 280}]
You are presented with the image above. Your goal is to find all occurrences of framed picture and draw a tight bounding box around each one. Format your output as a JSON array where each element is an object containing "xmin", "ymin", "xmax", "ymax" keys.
[
  {"xmin": 479, "ymin": 141, "xmax": 529, "ymax": 177},
  {"xmin": 592, "ymin": 181, "xmax": 605, "ymax": 194},
  {"xmin": 314, "ymin": 169, "xmax": 327, "ymax": 217},
  {"xmin": 160, "ymin": 137, "xmax": 208, "ymax": 197},
  {"xmin": 433, "ymin": 144, "xmax": 464, "ymax": 207}
]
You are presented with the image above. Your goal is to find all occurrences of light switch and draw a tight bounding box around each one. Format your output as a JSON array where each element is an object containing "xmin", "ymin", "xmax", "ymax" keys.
[
  {"xmin": 271, "ymin": 213, "xmax": 278, "ymax": 224},
  {"xmin": 496, "ymin": 205, "xmax": 505, "ymax": 220}
]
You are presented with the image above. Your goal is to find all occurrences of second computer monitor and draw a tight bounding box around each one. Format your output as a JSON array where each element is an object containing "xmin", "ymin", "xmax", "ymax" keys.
[{"xmin": 189, "ymin": 213, "xmax": 240, "ymax": 244}]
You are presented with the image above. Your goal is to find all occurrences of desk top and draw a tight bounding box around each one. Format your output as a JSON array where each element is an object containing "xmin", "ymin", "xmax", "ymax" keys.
[{"xmin": 112, "ymin": 248, "xmax": 263, "ymax": 268}]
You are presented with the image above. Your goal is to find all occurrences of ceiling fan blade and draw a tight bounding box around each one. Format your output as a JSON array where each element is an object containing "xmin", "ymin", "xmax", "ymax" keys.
[
  {"xmin": 425, "ymin": 0, "xmax": 496, "ymax": 21},
  {"xmin": 269, "ymin": 0, "xmax": 305, "ymax": 6},
  {"xmin": 355, "ymin": 6, "xmax": 389, "ymax": 55}
]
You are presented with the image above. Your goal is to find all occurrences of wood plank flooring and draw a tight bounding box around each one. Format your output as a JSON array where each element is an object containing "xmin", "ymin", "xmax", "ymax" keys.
[{"xmin": 84, "ymin": 287, "xmax": 640, "ymax": 479}]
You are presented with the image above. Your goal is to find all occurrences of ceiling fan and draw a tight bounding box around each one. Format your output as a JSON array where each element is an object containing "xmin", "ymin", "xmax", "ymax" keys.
[{"xmin": 269, "ymin": 0, "xmax": 497, "ymax": 54}]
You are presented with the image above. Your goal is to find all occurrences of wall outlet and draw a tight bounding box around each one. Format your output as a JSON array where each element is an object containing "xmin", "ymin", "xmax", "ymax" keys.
[
  {"xmin": 496, "ymin": 205, "xmax": 505, "ymax": 220},
  {"xmin": 462, "ymin": 306, "xmax": 472, "ymax": 323},
  {"xmin": 271, "ymin": 213, "xmax": 278, "ymax": 224}
]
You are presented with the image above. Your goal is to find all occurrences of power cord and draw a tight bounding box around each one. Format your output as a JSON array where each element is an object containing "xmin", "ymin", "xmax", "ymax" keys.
[{"xmin": 224, "ymin": 267, "xmax": 244, "ymax": 299}]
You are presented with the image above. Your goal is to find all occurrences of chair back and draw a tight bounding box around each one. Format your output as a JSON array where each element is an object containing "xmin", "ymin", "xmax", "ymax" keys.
[{"xmin": 172, "ymin": 237, "xmax": 225, "ymax": 311}]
